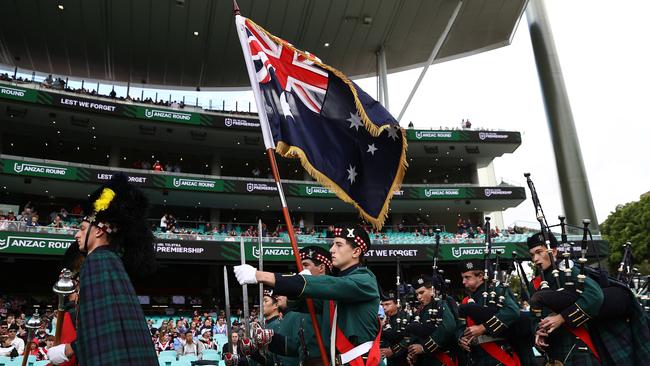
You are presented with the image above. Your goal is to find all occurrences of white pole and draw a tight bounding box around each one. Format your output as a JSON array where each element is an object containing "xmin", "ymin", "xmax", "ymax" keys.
[{"xmin": 397, "ymin": 0, "xmax": 463, "ymax": 121}]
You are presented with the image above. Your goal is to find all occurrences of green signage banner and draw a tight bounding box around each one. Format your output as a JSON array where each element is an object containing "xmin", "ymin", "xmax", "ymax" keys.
[
  {"xmin": 0, "ymin": 84, "xmax": 40, "ymax": 102},
  {"xmin": 0, "ymin": 157, "xmax": 526, "ymax": 200},
  {"xmin": 0, "ymin": 82, "xmax": 247, "ymax": 129},
  {"xmin": 126, "ymin": 106, "xmax": 206, "ymax": 126},
  {"xmin": 0, "ymin": 231, "xmax": 608, "ymax": 261},
  {"xmin": 2, "ymin": 159, "xmax": 80, "ymax": 180},
  {"xmin": 151, "ymin": 175, "xmax": 226, "ymax": 192},
  {"xmin": 0, "ymin": 232, "xmax": 75, "ymax": 255},
  {"xmin": 406, "ymin": 129, "xmax": 521, "ymax": 143},
  {"xmin": 0, "ymin": 82, "xmax": 521, "ymax": 141},
  {"xmin": 286, "ymin": 183, "xmax": 336, "ymax": 198}
]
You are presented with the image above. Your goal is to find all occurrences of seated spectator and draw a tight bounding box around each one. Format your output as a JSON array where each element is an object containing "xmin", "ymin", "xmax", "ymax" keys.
[
  {"xmin": 2, "ymin": 324, "xmax": 24, "ymax": 355},
  {"xmin": 177, "ymin": 331, "xmax": 204, "ymax": 359},
  {"xmin": 160, "ymin": 214, "xmax": 168, "ymax": 233},
  {"xmin": 222, "ymin": 331, "xmax": 248, "ymax": 365},
  {"xmin": 214, "ymin": 317, "xmax": 227, "ymax": 334},
  {"xmin": 199, "ymin": 319, "xmax": 212, "ymax": 334},
  {"xmin": 26, "ymin": 215, "xmax": 40, "ymax": 228},
  {"xmin": 18, "ymin": 206, "xmax": 33, "ymax": 222},
  {"xmin": 50, "ymin": 215, "xmax": 63, "ymax": 229},
  {"xmin": 6, "ymin": 211, "xmax": 16, "ymax": 221},
  {"xmin": 27, "ymin": 339, "xmax": 39, "ymax": 357},
  {"xmin": 171, "ymin": 331, "xmax": 182, "ymax": 350},
  {"xmin": 155, "ymin": 333, "xmax": 174, "ymax": 355},
  {"xmin": 152, "ymin": 160, "xmax": 164, "ymax": 172},
  {"xmin": 37, "ymin": 336, "xmax": 53, "ymax": 361},
  {"xmin": 188, "ymin": 322, "xmax": 200, "ymax": 338},
  {"xmin": 109, "ymin": 89, "xmax": 117, "ymax": 98},
  {"xmin": 35, "ymin": 325, "xmax": 47, "ymax": 342},
  {"xmin": 199, "ymin": 330, "xmax": 217, "ymax": 350}
]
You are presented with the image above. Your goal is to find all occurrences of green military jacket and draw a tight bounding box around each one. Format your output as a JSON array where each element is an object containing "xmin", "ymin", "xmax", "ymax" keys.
[
  {"xmin": 404, "ymin": 299, "xmax": 456, "ymax": 366},
  {"xmin": 275, "ymin": 310, "xmax": 301, "ymax": 366},
  {"xmin": 380, "ymin": 309, "xmax": 409, "ymax": 366},
  {"xmin": 274, "ymin": 264, "xmax": 380, "ymax": 358},
  {"xmin": 457, "ymin": 283, "xmax": 526, "ymax": 366},
  {"xmin": 529, "ymin": 266, "xmax": 603, "ymax": 366}
]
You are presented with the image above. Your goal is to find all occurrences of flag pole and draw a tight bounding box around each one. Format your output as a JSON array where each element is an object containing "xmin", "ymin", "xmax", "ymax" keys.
[{"xmin": 233, "ymin": 2, "xmax": 330, "ymax": 365}]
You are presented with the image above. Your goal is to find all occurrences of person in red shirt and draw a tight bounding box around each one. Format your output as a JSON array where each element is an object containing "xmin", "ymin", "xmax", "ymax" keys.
[{"xmin": 152, "ymin": 161, "xmax": 164, "ymax": 171}]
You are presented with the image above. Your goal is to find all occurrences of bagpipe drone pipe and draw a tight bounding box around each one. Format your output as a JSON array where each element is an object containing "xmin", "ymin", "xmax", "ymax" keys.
[
  {"xmin": 383, "ymin": 232, "xmax": 457, "ymax": 346},
  {"xmin": 457, "ymin": 247, "xmax": 534, "ymax": 343},
  {"xmin": 524, "ymin": 173, "xmax": 635, "ymax": 322}
]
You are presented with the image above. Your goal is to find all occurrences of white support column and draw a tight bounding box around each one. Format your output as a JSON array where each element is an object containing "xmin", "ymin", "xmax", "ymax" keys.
[
  {"xmin": 377, "ymin": 47, "xmax": 389, "ymax": 111},
  {"xmin": 397, "ymin": 0, "xmax": 463, "ymax": 121},
  {"xmin": 477, "ymin": 162, "xmax": 505, "ymax": 230},
  {"xmin": 376, "ymin": 52, "xmax": 384, "ymax": 106}
]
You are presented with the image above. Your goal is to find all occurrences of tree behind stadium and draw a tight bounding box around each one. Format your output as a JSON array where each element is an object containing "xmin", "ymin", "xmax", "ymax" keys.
[{"xmin": 601, "ymin": 193, "xmax": 650, "ymax": 274}]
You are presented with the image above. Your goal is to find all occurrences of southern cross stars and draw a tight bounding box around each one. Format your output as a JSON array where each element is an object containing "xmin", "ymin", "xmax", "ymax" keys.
[
  {"xmin": 347, "ymin": 165, "xmax": 357, "ymax": 184},
  {"xmin": 367, "ymin": 143, "xmax": 378, "ymax": 156},
  {"xmin": 347, "ymin": 112, "xmax": 363, "ymax": 131},
  {"xmin": 386, "ymin": 126, "xmax": 399, "ymax": 141}
]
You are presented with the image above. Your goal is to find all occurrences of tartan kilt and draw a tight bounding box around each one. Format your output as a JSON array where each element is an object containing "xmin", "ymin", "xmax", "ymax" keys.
[
  {"xmin": 590, "ymin": 302, "xmax": 650, "ymax": 366},
  {"xmin": 75, "ymin": 248, "xmax": 159, "ymax": 366},
  {"xmin": 542, "ymin": 327, "xmax": 600, "ymax": 366}
]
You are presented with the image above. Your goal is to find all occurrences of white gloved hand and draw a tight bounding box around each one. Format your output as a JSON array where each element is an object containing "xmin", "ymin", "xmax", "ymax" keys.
[
  {"xmin": 234, "ymin": 264, "xmax": 258, "ymax": 285},
  {"xmin": 299, "ymin": 269, "xmax": 312, "ymax": 276},
  {"xmin": 48, "ymin": 344, "xmax": 69, "ymax": 364}
]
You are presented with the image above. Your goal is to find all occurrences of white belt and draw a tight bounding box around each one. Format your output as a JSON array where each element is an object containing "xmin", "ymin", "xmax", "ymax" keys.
[
  {"xmin": 331, "ymin": 303, "xmax": 373, "ymax": 365},
  {"xmin": 340, "ymin": 341, "xmax": 373, "ymax": 364}
]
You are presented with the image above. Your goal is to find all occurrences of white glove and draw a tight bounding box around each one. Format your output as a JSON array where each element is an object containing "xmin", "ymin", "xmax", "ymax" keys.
[
  {"xmin": 234, "ymin": 264, "xmax": 258, "ymax": 285},
  {"xmin": 48, "ymin": 344, "xmax": 69, "ymax": 364},
  {"xmin": 299, "ymin": 269, "xmax": 312, "ymax": 276}
]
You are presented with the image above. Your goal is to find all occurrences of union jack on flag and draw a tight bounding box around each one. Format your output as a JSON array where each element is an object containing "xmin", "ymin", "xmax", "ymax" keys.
[
  {"xmin": 236, "ymin": 15, "xmax": 408, "ymax": 229},
  {"xmin": 245, "ymin": 21, "xmax": 327, "ymax": 114}
]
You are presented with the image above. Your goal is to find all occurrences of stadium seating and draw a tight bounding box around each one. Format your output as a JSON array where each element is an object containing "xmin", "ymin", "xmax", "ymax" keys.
[
  {"xmin": 0, "ymin": 356, "xmax": 37, "ymax": 366},
  {"xmin": 159, "ymin": 350, "xmax": 177, "ymax": 358},
  {"xmin": 170, "ymin": 360, "xmax": 192, "ymax": 366},
  {"xmin": 179, "ymin": 355, "xmax": 198, "ymax": 362},
  {"xmin": 158, "ymin": 355, "xmax": 176, "ymax": 366},
  {"xmin": 149, "ymin": 230, "xmax": 530, "ymax": 245}
]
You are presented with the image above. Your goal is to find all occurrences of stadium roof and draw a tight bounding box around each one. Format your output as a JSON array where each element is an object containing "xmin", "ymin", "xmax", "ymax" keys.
[{"xmin": 0, "ymin": 0, "xmax": 527, "ymax": 89}]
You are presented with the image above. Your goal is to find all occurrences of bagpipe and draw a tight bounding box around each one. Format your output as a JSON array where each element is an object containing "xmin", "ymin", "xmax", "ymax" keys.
[
  {"xmin": 523, "ymin": 173, "xmax": 635, "ymax": 322},
  {"xmin": 618, "ymin": 243, "xmax": 650, "ymax": 314},
  {"xmin": 457, "ymin": 218, "xmax": 533, "ymax": 343},
  {"xmin": 382, "ymin": 231, "xmax": 451, "ymax": 345}
]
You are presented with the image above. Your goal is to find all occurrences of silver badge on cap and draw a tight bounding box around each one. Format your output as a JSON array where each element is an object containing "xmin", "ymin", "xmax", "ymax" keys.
[
  {"xmin": 346, "ymin": 228, "xmax": 355, "ymax": 238},
  {"xmin": 466, "ymin": 262, "xmax": 474, "ymax": 269}
]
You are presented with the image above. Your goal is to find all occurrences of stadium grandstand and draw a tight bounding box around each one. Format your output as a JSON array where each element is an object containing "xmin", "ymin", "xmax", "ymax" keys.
[{"xmin": 0, "ymin": 1, "xmax": 611, "ymax": 365}]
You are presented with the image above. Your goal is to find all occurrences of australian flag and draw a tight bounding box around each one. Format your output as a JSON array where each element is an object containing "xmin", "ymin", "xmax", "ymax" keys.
[{"xmin": 236, "ymin": 16, "xmax": 407, "ymax": 229}]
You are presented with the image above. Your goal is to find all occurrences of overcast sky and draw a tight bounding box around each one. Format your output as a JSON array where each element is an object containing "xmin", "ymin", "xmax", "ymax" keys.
[{"xmin": 351, "ymin": 0, "xmax": 650, "ymax": 228}]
